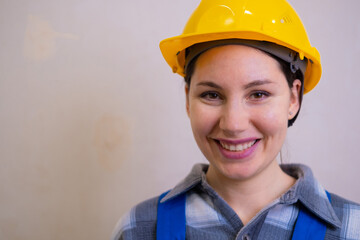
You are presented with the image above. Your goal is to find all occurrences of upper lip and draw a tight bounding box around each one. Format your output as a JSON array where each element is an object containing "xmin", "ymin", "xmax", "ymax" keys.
[{"xmin": 214, "ymin": 137, "xmax": 260, "ymax": 144}]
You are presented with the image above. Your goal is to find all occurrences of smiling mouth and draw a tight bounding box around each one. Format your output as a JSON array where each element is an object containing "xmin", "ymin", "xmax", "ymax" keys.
[{"xmin": 217, "ymin": 140, "xmax": 258, "ymax": 152}]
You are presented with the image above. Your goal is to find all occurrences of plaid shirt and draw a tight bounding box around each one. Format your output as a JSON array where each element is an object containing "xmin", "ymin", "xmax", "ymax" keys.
[{"xmin": 112, "ymin": 164, "xmax": 360, "ymax": 240}]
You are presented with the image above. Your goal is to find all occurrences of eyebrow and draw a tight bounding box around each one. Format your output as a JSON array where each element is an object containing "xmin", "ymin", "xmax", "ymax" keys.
[
  {"xmin": 196, "ymin": 81, "xmax": 222, "ymax": 89},
  {"xmin": 196, "ymin": 79, "xmax": 273, "ymax": 89},
  {"xmin": 244, "ymin": 79, "xmax": 273, "ymax": 89}
]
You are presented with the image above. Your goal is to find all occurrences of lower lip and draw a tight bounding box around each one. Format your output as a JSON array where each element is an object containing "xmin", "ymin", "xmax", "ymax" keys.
[{"xmin": 216, "ymin": 140, "xmax": 259, "ymax": 160}]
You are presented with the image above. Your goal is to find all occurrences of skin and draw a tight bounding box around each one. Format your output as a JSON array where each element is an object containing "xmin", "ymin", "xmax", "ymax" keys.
[{"xmin": 185, "ymin": 45, "xmax": 302, "ymax": 225}]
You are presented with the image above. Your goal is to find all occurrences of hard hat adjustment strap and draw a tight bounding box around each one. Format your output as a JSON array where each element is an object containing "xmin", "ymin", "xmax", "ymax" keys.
[{"xmin": 185, "ymin": 39, "xmax": 307, "ymax": 77}]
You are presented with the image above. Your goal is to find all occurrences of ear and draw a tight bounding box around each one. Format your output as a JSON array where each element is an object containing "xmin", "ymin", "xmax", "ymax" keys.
[
  {"xmin": 288, "ymin": 79, "xmax": 302, "ymax": 120},
  {"xmin": 185, "ymin": 85, "xmax": 190, "ymax": 117}
]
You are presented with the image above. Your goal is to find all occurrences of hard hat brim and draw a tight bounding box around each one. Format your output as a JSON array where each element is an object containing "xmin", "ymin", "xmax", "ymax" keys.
[{"xmin": 160, "ymin": 31, "xmax": 321, "ymax": 94}]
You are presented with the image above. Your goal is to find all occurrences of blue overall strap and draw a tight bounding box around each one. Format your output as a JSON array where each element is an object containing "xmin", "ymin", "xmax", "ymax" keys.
[
  {"xmin": 156, "ymin": 191, "xmax": 186, "ymax": 240},
  {"xmin": 292, "ymin": 191, "xmax": 332, "ymax": 240}
]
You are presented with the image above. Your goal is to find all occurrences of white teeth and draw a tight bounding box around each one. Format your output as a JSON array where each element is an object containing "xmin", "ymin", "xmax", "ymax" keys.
[
  {"xmin": 236, "ymin": 144, "xmax": 243, "ymax": 151},
  {"xmin": 220, "ymin": 140, "xmax": 256, "ymax": 152}
]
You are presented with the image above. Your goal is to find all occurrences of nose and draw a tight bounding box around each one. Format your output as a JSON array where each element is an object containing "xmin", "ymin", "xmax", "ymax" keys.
[{"xmin": 219, "ymin": 100, "xmax": 249, "ymax": 136}]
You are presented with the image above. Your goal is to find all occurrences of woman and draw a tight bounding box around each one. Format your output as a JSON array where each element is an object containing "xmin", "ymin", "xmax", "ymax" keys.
[{"xmin": 112, "ymin": 0, "xmax": 360, "ymax": 239}]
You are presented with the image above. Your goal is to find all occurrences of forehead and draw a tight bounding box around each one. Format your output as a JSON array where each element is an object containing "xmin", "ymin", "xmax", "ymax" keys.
[{"xmin": 192, "ymin": 45, "xmax": 284, "ymax": 85}]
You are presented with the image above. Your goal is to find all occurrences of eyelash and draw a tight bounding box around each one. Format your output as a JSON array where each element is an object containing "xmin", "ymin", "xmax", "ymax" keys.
[
  {"xmin": 199, "ymin": 90, "xmax": 270, "ymax": 103},
  {"xmin": 200, "ymin": 91, "xmax": 222, "ymax": 101},
  {"xmin": 249, "ymin": 91, "xmax": 270, "ymax": 100}
]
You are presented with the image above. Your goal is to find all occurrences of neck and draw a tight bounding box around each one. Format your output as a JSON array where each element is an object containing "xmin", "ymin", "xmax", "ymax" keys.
[{"xmin": 206, "ymin": 160, "xmax": 296, "ymax": 225}]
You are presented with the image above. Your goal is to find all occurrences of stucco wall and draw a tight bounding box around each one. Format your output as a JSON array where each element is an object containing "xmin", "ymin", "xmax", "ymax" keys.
[{"xmin": 0, "ymin": 0, "xmax": 359, "ymax": 239}]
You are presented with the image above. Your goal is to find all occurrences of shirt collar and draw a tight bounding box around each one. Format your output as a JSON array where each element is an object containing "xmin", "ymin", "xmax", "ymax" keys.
[
  {"xmin": 160, "ymin": 163, "xmax": 207, "ymax": 202},
  {"xmin": 280, "ymin": 164, "xmax": 341, "ymax": 228},
  {"xmin": 161, "ymin": 163, "xmax": 342, "ymax": 228}
]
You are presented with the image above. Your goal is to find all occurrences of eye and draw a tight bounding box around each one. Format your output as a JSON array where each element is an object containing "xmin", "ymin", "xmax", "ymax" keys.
[
  {"xmin": 249, "ymin": 91, "xmax": 270, "ymax": 101},
  {"xmin": 200, "ymin": 91, "xmax": 222, "ymax": 101}
]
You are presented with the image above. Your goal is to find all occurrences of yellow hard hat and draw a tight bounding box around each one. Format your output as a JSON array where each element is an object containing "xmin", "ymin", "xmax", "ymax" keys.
[{"xmin": 159, "ymin": 0, "xmax": 321, "ymax": 94}]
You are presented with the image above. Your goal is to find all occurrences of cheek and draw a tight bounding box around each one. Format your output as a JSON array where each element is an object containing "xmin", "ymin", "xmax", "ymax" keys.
[
  {"xmin": 189, "ymin": 103, "xmax": 218, "ymax": 138},
  {"xmin": 253, "ymin": 104, "xmax": 289, "ymax": 137}
]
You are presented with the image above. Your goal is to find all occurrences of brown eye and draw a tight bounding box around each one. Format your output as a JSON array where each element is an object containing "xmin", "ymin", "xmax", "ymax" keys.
[
  {"xmin": 253, "ymin": 92, "xmax": 264, "ymax": 98},
  {"xmin": 201, "ymin": 91, "xmax": 221, "ymax": 100},
  {"xmin": 249, "ymin": 91, "xmax": 270, "ymax": 100}
]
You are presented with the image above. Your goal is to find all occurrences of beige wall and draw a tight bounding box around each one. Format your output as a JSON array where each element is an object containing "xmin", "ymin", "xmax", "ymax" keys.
[{"xmin": 0, "ymin": 0, "xmax": 359, "ymax": 239}]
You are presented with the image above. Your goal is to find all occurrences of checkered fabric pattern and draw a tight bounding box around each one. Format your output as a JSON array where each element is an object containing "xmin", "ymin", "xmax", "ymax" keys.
[{"xmin": 111, "ymin": 164, "xmax": 360, "ymax": 240}]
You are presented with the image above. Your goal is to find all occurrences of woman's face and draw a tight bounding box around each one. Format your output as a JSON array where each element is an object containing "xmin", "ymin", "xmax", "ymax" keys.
[{"xmin": 186, "ymin": 45, "xmax": 301, "ymax": 182}]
